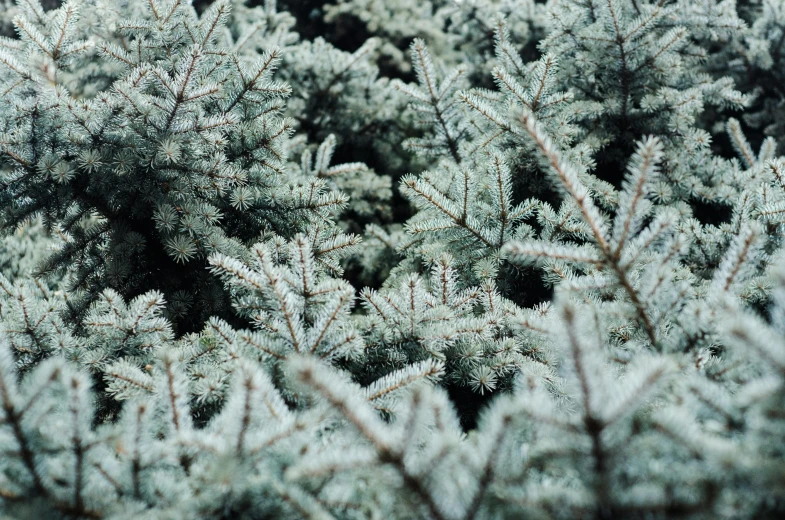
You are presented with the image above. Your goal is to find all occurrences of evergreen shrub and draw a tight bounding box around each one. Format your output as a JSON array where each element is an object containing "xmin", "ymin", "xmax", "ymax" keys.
[{"xmin": 1, "ymin": 0, "xmax": 784, "ymax": 518}]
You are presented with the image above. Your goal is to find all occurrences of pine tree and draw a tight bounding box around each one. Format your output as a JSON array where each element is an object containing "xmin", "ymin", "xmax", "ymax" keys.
[
  {"xmin": 0, "ymin": 0, "xmax": 347, "ymax": 331},
  {"xmin": 2, "ymin": 1, "xmax": 785, "ymax": 519}
]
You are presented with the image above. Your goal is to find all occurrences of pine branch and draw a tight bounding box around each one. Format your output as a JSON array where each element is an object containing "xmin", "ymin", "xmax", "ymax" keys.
[{"xmin": 517, "ymin": 111, "xmax": 659, "ymax": 346}]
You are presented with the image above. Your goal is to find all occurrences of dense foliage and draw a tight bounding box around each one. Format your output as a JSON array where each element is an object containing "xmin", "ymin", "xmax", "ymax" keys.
[{"xmin": 1, "ymin": 0, "xmax": 784, "ymax": 518}]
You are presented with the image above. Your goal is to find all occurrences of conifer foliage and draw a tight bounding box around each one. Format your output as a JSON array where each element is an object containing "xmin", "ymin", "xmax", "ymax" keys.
[{"xmin": 1, "ymin": 0, "xmax": 785, "ymax": 518}]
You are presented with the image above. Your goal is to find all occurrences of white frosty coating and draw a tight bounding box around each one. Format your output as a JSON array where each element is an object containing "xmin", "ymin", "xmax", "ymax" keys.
[{"xmin": 0, "ymin": 0, "xmax": 784, "ymax": 519}]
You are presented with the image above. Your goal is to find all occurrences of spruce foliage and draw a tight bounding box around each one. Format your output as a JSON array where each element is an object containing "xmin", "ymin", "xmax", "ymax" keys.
[{"xmin": 2, "ymin": 0, "xmax": 785, "ymax": 518}]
